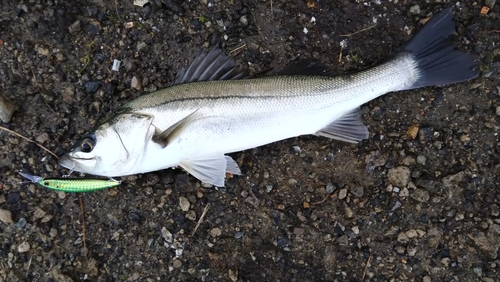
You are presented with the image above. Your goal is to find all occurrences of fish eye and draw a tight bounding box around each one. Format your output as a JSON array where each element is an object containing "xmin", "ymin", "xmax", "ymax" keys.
[{"xmin": 80, "ymin": 136, "xmax": 96, "ymax": 153}]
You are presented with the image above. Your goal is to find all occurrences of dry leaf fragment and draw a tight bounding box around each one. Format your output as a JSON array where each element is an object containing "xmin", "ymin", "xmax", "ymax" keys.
[
  {"xmin": 407, "ymin": 125, "xmax": 419, "ymax": 139},
  {"xmin": 480, "ymin": 6, "xmax": 489, "ymax": 15}
]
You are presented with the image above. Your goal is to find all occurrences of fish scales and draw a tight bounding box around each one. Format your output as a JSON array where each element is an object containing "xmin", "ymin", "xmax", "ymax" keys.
[{"xmin": 59, "ymin": 8, "xmax": 478, "ymax": 186}]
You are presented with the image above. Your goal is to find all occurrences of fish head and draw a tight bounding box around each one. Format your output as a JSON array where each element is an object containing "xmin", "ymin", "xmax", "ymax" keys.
[{"xmin": 59, "ymin": 112, "xmax": 155, "ymax": 176}]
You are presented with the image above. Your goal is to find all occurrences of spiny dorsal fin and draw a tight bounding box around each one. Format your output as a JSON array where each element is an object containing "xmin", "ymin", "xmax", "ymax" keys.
[{"xmin": 173, "ymin": 46, "xmax": 248, "ymax": 85}]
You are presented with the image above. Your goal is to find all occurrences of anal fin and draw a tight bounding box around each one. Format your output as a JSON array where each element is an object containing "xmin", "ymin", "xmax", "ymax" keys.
[
  {"xmin": 180, "ymin": 155, "xmax": 241, "ymax": 187},
  {"xmin": 316, "ymin": 108, "xmax": 369, "ymax": 143}
]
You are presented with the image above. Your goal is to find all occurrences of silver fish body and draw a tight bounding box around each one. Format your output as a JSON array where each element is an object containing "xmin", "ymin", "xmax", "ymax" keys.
[{"xmin": 59, "ymin": 8, "xmax": 477, "ymax": 186}]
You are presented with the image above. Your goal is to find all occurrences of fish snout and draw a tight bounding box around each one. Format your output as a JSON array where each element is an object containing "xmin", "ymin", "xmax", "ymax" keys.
[
  {"xmin": 58, "ymin": 153, "xmax": 99, "ymax": 174},
  {"xmin": 58, "ymin": 154, "xmax": 76, "ymax": 170}
]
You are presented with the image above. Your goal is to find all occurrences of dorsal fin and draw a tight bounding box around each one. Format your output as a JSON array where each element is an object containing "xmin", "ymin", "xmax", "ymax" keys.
[
  {"xmin": 276, "ymin": 60, "xmax": 336, "ymax": 76},
  {"xmin": 173, "ymin": 46, "xmax": 248, "ymax": 85}
]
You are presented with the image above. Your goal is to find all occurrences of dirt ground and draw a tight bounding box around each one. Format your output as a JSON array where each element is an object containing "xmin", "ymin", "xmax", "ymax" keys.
[{"xmin": 0, "ymin": 0, "xmax": 499, "ymax": 281}]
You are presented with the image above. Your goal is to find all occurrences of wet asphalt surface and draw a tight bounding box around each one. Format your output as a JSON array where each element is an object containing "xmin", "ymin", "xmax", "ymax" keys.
[{"xmin": 0, "ymin": 0, "xmax": 499, "ymax": 281}]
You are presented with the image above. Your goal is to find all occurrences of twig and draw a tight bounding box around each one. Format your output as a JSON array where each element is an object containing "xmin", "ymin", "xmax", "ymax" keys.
[
  {"xmin": 191, "ymin": 204, "xmax": 210, "ymax": 236},
  {"xmin": 338, "ymin": 46, "xmax": 344, "ymax": 63},
  {"xmin": 0, "ymin": 125, "xmax": 58, "ymax": 159},
  {"xmin": 26, "ymin": 256, "xmax": 32, "ymax": 278},
  {"xmin": 362, "ymin": 255, "xmax": 372, "ymax": 280},
  {"xmin": 270, "ymin": 0, "xmax": 273, "ymax": 17},
  {"xmin": 229, "ymin": 44, "xmax": 247, "ymax": 56},
  {"xmin": 490, "ymin": 30, "xmax": 500, "ymax": 33},
  {"xmin": 79, "ymin": 194, "xmax": 87, "ymax": 254},
  {"xmin": 312, "ymin": 190, "xmax": 338, "ymax": 205},
  {"xmin": 114, "ymin": 0, "xmax": 121, "ymax": 20},
  {"xmin": 340, "ymin": 24, "xmax": 377, "ymax": 37}
]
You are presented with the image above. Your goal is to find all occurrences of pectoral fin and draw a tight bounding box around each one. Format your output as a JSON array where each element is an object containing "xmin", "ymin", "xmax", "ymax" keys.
[
  {"xmin": 180, "ymin": 155, "xmax": 241, "ymax": 187},
  {"xmin": 152, "ymin": 110, "xmax": 199, "ymax": 148},
  {"xmin": 316, "ymin": 108, "xmax": 369, "ymax": 143}
]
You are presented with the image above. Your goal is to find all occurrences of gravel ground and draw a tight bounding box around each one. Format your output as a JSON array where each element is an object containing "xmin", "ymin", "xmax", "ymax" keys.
[{"xmin": 0, "ymin": 0, "xmax": 499, "ymax": 281}]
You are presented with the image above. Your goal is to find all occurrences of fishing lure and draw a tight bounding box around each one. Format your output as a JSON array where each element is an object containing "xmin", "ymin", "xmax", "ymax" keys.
[{"xmin": 19, "ymin": 172, "xmax": 121, "ymax": 193}]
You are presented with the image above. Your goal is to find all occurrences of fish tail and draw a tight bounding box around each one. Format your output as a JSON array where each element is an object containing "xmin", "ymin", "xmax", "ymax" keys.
[{"xmin": 402, "ymin": 7, "xmax": 478, "ymax": 89}]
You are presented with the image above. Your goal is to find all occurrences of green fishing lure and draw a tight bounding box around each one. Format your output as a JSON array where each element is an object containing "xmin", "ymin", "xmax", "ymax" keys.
[{"xmin": 19, "ymin": 172, "xmax": 121, "ymax": 192}]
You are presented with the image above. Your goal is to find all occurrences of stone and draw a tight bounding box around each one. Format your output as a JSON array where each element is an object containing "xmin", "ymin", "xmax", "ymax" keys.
[
  {"xmin": 0, "ymin": 208, "xmax": 13, "ymax": 223},
  {"xmin": 409, "ymin": 5, "xmax": 420, "ymax": 15},
  {"xmin": 471, "ymin": 230, "xmax": 499, "ymax": 260},
  {"xmin": 338, "ymin": 188, "xmax": 348, "ymax": 200},
  {"xmin": 210, "ymin": 227, "xmax": 222, "ymax": 237},
  {"xmin": 0, "ymin": 93, "xmax": 16, "ymax": 123},
  {"xmin": 179, "ymin": 196, "xmax": 190, "ymax": 211},
  {"xmin": 18, "ymin": 242, "xmax": 30, "ymax": 253},
  {"xmin": 387, "ymin": 166, "xmax": 411, "ymax": 187},
  {"xmin": 411, "ymin": 189, "xmax": 430, "ymax": 203}
]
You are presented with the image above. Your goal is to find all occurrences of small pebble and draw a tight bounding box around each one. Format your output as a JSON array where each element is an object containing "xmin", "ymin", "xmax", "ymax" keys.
[
  {"xmin": 407, "ymin": 245, "xmax": 417, "ymax": 256},
  {"xmin": 293, "ymin": 227, "xmax": 304, "ymax": 235},
  {"xmin": 399, "ymin": 187, "xmax": 409, "ymax": 198},
  {"xmin": 405, "ymin": 229, "xmax": 418, "ymax": 238},
  {"xmin": 395, "ymin": 246, "xmax": 405, "ymax": 254},
  {"xmin": 416, "ymin": 155, "xmax": 426, "ymax": 165},
  {"xmin": 15, "ymin": 218, "xmax": 26, "ymax": 228},
  {"xmin": 338, "ymin": 188, "xmax": 348, "ymax": 200},
  {"xmin": 229, "ymin": 268, "xmax": 238, "ymax": 282},
  {"xmin": 172, "ymin": 259, "xmax": 182, "ymax": 268},
  {"xmin": 179, "ymin": 196, "xmax": 190, "ymax": 211},
  {"xmin": 325, "ymin": 183, "xmax": 335, "ymax": 193},
  {"xmin": 460, "ymin": 134, "xmax": 471, "ymax": 143},
  {"xmin": 18, "ymin": 242, "xmax": 30, "ymax": 253},
  {"xmin": 134, "ymin": 0, "xmax": 149, "ymax": 7},
  {"xmin": 387, "ymin": 166, "xmax": 411, "ymax": 188},
  {"xmin": 351, "ymin": 226, "xmax": 359, "ymax": 235},
  {"xmin": 49, "ymin": 228, "xmax": 58, "ymax": 238},
  {"xmin": 0, "ymin": 93, "xmax": 16, "ymax": 123},
  {"xmin": 409, "ymin": 5, "xmax": 420, "ymax": 15},
  {"xmin": 411, "ymin": 189, "xmax": 430, "ymax": 203},
  {"xmin": 161, "ymin": 227, "xmax": 173, "ymax": 243},
  {"xmin": 186, "ymin": 210, "xmax": 196, "ymax": 221},
  {"xmin": 84, "ymin": 80, "xmax": 104, "ymax": 94},
  {"xmin": 0, "ymin": 208, "xmax": 13, "ymax": 223},
  {"xmin": 416, "ymin": 229, "xmax": 426, "ymax": 237},
  {"xmin": 350, "ymin": 186, "xmax": 364, "ymax": 198},
  {"xmin": 210, "ymin": 227, "xmax": 222, "ymax": 237},
  {"xmin": 397, "ymin": 232, "xmax": 409, "ymax": 243},
  {"xmin": 33, "ymin": 208, "xmax": 46, "ymax": 219},
  {"xmin": 131, "ymin": 76, "xmax": 142, "ymax": 91}
]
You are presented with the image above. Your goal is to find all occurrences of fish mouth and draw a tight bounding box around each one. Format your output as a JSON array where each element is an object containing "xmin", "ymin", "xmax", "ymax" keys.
[{"xmin": 58, "ymin": 154, "xmax": 96, "ymax": 171}]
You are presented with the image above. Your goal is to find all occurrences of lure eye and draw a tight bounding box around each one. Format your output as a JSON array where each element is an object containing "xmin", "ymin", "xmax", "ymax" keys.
[{"xmin": 80, "ymin": 136, "xmax": 95, "ymax": 153}]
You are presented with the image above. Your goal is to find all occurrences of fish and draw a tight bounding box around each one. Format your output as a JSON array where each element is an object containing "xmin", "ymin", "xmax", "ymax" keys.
[
  {"xmin": 59, "ymin": 8, "xmax": 478, "ymax": 187},
  {"xmin": 19, "ymin": 172, "xmax": 121, "ymax": 192}
]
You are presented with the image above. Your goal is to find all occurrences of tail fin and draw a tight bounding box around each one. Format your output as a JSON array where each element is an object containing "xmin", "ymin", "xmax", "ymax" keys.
[{"xmin": 403, "ymin": 7, "xmax": 478, "ymax": 89}]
